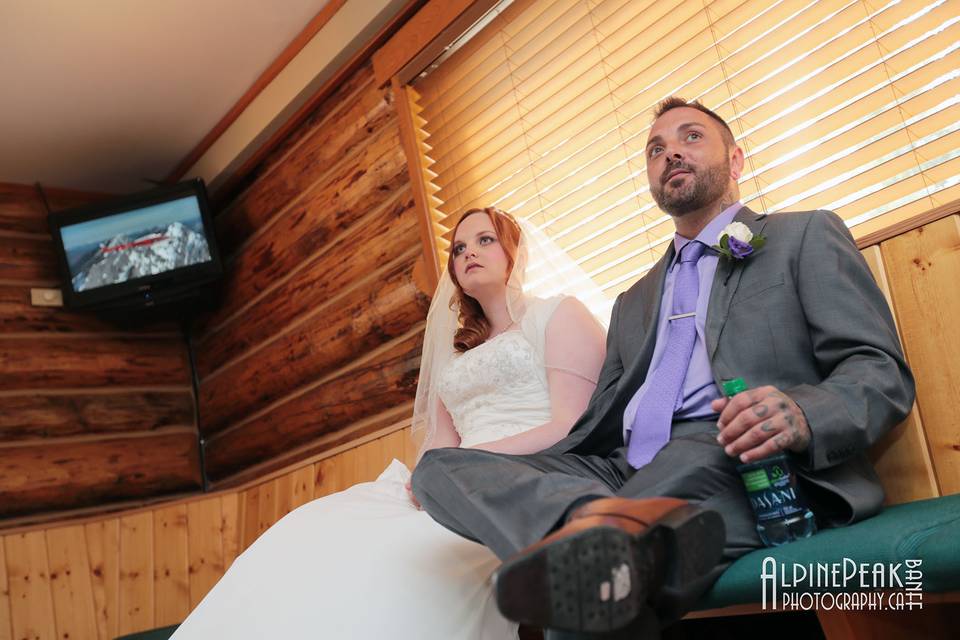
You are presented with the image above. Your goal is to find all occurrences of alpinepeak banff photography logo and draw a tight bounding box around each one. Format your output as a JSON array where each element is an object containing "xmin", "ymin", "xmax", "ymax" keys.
[{"xmin": 761, "ymin": 557, "xmax": 923, "ymax": 611}]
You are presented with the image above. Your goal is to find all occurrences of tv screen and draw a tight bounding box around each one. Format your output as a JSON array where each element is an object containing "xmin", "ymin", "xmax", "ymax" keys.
[{"xmin": 50, "ymin": 179, "xmax": 223, "ymax": 310}]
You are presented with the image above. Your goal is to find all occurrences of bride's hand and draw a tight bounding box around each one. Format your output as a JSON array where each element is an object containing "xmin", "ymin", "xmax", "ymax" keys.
[{"xmin": 405, "ymin": 478, "xmax": 422, "ymax": 509}]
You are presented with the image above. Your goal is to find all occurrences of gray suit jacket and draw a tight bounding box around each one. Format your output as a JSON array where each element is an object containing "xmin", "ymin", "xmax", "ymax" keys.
[{"xmin": 548, "ymin": 207, "xmax": 915, "ymax": 526}]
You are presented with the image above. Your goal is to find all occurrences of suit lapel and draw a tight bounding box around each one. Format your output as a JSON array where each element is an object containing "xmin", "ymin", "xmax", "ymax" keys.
[{"xmin": 706, "ymin": 206, "xmax": 769, "ymax": 360}]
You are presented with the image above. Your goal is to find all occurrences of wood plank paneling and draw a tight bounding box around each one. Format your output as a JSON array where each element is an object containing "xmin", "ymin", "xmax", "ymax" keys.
[
  {"xmin": 208, "ymin": 123, "xmax": 408, "ymax": 325},
  {"xmin": 871, "ymin": 407, "xmax": 942, "ymax": 504},
  {"xmin": 5, "ymin": 531, "xmax": 56, "ymax": 640},
  {"xmin": 0, "ymin": 431, "xmax": 201, "ymax": 519},
  {"xmin": 0, "ymin": 236, "xmax": 57, "ymax": 283},
  {"xmin": 288, "ymin": 466, "xmax": 316, "ymax": 515},
  {"xmin": 219, "ymin": 493, "xmax": 241, "ymax": 573},
  {"xmin": 153, "ymin": 504, "xmax": 189, "ymax": 626},
  {"xmin": 0, "ymin": 336, "xmax": 190, "ymax": 390},
  {"xmin": 46, "ymin": 525, "xmax": 98, "ymax": 640},
  {"xmin": 200, "ymin": 258, "xmax": 429, "ymax": 435},
  {"xmin": 860, "ymin": 245, "xmax": 940, "ymax": 504},
  {"xmin": 257, "ymin": 481, "xmax": 278, "ymax": 539},
  {"xmin": 85, "ymin": 519, "xmax": 119, "ymax": 640},
  {"xmin": 0, "ymin": 390, "xmax": 194, "ymax": 440},
  {"xmin": 340, "ymin": 445, "xmax": 368, "ymax": 488},
  {"xmin": 217, "ymin": 74, "xmax": 394, "ymax": 254},
  {"xmin": 271, "ymin": 466, "xmax": 317, "ymax": 522},
  {"xmin": 0, "ymin": 425, "xmax": 412, "ymax": 637},
  {"xmin": 360, "ymin": 434, "xmax": 387, "ymax": 482},
  {"xmin": 196, "ymin": 191, "xmax": 417, "ymax": 379},
  {"xmin": 186, "ymin": 497, "xmax": 223, "ymax": 609},
  {"xmin": 314, "ymin": 457, "xmax": 343, "ymax": 499},
  {"xmin": 118, "ymin": 512, "xmax": 153, "ymax": 635},
  {"xmin": 274, "ymin": 474, "xmax": 294, "ymax": 522},
  {"xmin": 0, "ymin": 538, "xmax": 10, "ymax": 640},
  {"xmin": 380, "ymin": 429, "xmax": 410, "ymax": 470},
  {"xmin": 241, "ymin": 487, "xmax": 261, "ymax": 550},
  {"xmin": 880, "ymin": 216, "xmax": 960, "ymax": 496},
  {"xmin": 204, "ymin": 330, "xmax": 422, "ymax": 480}
]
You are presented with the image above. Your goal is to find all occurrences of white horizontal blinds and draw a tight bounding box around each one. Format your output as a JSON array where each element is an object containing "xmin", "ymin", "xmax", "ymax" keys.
[
  {"xmin": 415, "ymin": 0, "xmax": 960, "ymax": 297},
  {"xmin": 729, "ymin": 0, "xmax": 960, "ymax": 239}
]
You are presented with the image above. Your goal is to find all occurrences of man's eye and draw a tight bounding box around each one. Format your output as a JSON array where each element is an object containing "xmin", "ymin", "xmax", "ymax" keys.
[
  {"xmin": 648, "ymin": 146, "xmax": 663, "ymax": 158},
  {"xmin": 687, "ymin": 131, "xmax": 702, "ymax": 141}
]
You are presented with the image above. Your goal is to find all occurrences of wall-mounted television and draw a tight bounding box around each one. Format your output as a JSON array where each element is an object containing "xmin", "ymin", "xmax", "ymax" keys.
[{"xmin": 49, "ymin": 179, "xmax": 223, "ymax": 312}]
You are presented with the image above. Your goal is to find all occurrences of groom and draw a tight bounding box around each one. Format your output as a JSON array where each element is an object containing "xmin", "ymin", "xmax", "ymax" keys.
[{"xmin": 412, "ymin": 97, "xmax": 914, "ymax": 637}]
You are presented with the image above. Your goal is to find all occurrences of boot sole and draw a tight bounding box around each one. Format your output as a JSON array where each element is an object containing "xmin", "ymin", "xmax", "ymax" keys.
[{"xmin": 495, "ymin": 504, "xmax": 724, "ymax": 633}]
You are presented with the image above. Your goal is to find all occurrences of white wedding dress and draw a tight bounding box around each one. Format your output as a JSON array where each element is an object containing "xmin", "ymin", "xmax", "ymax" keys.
[{"xmin": 172, "ymin": 297, "xmax": 563, "ymax": 640}]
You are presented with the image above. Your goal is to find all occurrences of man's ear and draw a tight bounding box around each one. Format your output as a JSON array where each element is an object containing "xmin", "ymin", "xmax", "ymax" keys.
[{"xmin": 729, "ymin": 145, "xmax": 745, "ymax": 180}]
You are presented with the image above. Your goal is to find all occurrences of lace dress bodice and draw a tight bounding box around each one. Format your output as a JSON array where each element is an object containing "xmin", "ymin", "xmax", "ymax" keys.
[{"xmin": 437, "ymin": 329, "xmax": 553, "ymax": 448}]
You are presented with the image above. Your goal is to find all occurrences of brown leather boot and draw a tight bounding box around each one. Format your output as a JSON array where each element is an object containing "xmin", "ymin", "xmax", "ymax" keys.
[{"xmin": 494, "ymin": 497, "xmax": 724, "ymax": 634}]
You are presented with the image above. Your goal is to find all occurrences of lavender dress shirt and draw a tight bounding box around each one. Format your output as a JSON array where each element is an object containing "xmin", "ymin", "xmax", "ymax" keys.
[{"xmin": 623, "ymin": 202, "xmax": 742, "ymax": 442}]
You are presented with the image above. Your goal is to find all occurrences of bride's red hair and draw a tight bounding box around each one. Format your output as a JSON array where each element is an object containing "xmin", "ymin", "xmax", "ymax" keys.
[{"xmin": 447, "ymin": 207, "xmax": 522, "ymax": 353}]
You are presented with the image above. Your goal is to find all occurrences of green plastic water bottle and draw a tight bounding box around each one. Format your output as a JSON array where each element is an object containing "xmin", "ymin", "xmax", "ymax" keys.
[{"xmin": 722, "ymin": 378, "xmax": 817, "ymax": 546}]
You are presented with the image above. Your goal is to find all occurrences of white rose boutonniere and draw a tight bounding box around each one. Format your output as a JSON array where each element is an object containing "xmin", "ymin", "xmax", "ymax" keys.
[{"xmin": 713, "ymin": 221, "xmax": 765, "ymax": 260}]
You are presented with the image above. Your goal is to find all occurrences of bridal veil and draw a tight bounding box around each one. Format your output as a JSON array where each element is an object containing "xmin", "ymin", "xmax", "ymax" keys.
[{"xmin": 412, "ymin": 211, "xmax": 610, "ymax": 458}]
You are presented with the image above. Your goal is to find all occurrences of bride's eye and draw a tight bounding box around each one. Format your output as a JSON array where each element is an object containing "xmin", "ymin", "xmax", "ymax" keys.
[
  {"xmin": 479, "ymin": 235, "xmax": 496, "ymax": 245},
  {"xmin": 452, "ymin": 243, "xmax": 465, "ymax": 256}
]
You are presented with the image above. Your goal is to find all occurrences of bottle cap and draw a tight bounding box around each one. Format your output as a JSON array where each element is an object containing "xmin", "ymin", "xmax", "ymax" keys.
[{"xmin": 721, "ymin": 377, "xmax": 747, "ymax": 397}]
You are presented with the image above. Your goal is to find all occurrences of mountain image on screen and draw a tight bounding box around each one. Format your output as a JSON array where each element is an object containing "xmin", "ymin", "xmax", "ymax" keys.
[{"xmin": 72, "ymin": 221, "xmax": 211, "ymax": 292}]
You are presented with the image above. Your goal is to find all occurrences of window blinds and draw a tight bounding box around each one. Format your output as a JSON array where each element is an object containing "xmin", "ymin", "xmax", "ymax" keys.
[{"xmin": 414, "ymin": 0, "xmax": 959, "ymax": 296}]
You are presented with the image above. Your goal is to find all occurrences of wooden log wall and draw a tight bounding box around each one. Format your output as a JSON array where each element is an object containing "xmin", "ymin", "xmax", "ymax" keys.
[
  {"xmin": 193, "ymin": 60, "xmax": 430, "ymax": 485},
  {"xmin": 0, "ymin": 184, "xmax": 201, "ymax": 521},
  {"xmin": 0, "ymin": 425, "xmax": 416, "ymax": 639}
]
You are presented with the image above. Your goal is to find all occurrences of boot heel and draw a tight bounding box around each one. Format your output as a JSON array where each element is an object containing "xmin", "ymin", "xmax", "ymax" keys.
[
  {"xmin": 495, "ymin": 526, "xmax": 652, "ymax": 633},
  {"xmin": 653, "ymin": 504, "xmax": 725, "ymax": 589}
]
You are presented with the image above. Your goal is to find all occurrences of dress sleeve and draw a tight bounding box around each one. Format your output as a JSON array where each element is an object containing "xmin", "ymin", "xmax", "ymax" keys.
[{"xmin": 521, "ymin": 295, "xmax": 606, "ymax": 384}]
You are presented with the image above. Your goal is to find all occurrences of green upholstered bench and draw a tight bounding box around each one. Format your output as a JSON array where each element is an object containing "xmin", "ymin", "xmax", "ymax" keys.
[
  {"xmin": 685, "ymin": 494, "xmax": 960, "ymax": 638},
  {"xmin": 696, "ymin": 494, "xmax": 960, "ymax": 610},
  {"xmin": 115, "ymin": 625, "xmax": 179, "ymax": 640}
]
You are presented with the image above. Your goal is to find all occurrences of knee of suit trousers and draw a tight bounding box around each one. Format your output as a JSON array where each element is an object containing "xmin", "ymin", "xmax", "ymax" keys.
[
  {"xmin": 410, "ymin": 448, "xmax": 485, "ymax": 545},
  {"xmin": 412, "ymin": 446, "xmax": 620, "ymax": 559},
  {"xmin": 615, "ymin": 420, "xmax": 763, "ymax": 560}
]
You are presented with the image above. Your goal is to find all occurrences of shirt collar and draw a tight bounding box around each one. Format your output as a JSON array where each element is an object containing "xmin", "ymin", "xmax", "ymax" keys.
[{"xmin": 670, "ymin": 201, "xmax": 742, "ymax": 266}]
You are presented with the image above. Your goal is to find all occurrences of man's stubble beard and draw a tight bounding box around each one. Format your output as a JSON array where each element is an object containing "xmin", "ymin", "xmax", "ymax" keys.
[{"xmin": 652, "ymin": 158, "xmax": 731, "ymax": 217}]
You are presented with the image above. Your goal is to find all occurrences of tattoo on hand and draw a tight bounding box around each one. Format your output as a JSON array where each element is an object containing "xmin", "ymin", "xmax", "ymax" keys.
[
  {"xmin": 760, "ymin": 420, "xmax": 774, "ymax": 432},
  {"xmin": 774, "ymin": 434, "xmax": 789, "ymax": 449},
  {"xmin": 753, "ymin": 404, "xmax": 770, "ymax": 418}
]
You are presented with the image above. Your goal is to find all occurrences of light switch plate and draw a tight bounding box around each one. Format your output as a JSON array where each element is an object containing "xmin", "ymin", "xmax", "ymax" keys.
[{"xmin": 31, "ymin": 288, "xmax": 64, "ymax": 307}]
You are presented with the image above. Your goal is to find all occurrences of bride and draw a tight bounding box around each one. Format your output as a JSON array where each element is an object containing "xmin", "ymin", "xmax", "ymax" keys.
[{"xmin": 171, "ymin": 207, "xmax": 608, "ymax": 639}]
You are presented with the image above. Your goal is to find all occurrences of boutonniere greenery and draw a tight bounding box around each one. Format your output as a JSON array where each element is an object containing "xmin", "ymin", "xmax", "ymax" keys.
[{"xmin": 713, "ymin": 221, "xmax": 765, "ymax": 260}]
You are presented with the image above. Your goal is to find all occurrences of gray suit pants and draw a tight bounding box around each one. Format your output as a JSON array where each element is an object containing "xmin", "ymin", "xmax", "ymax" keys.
[{"xmin": 413, "ymin": 420, "xmax": 762, "ymax": 564}]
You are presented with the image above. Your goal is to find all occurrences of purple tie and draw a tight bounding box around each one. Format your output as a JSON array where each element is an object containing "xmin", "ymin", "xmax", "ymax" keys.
[{"xmin": 627, "ymin": 240, "xmax": 706, "ymax": 469}]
